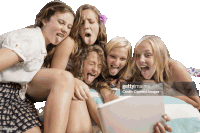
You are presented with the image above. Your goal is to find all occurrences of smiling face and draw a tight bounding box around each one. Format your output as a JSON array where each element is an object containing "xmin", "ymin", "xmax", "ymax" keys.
[
  {"xmin": 107, "ymin": 47, "xmax": 128, "ymax": 76},
  {"xmin": 41, "ymin": 12, "xmax": 74, "ymax": 45},
  {"xmin": 79, "ymin": 9, "xmax": 99, "ymax": 45},
  {"xmin": 83, "ymin": 51, "xmax": 102, "ymax": 84},
  {"xmin": 135, "ymin": 41, "xmax": 156, "ymax": 79}
]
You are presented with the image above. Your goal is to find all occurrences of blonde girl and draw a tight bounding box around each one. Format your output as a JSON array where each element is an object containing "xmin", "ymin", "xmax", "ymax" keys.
[
  {"xmin": 131, "ymin": 35, "xmax": 200, "ymax": 109},
  {"xmin": 88, "ymin": 37, "xmax": 173, "ymax": 133},
  {"xmin": 97, "ymin": 36, "xmax": 132, "ymax": 102}
]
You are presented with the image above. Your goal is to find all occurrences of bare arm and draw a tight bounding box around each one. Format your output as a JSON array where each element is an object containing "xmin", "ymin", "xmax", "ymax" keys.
[
  {"xmin": 51, "ymin": 37, "xmax": 75, "ymax": 69},
  {"xmin": 100, "ymin": 88, "xmax": 119, "ymax": 103},
  {"xmin": 86, "ymin": 94, "xmax": 102, "ymax": 130},
  {"xmin": 0, "ymin": 48, "xmax": 22, "ymax": 72},
  {"xmin": 170, "ymin": 59, "xmax": 200, "ymax": 108}
]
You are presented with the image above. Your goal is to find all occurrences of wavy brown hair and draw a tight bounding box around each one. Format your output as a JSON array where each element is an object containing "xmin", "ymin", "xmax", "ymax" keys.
[
  {"xmin": 70, "ymin": 4, "xmax": 107, "ymax": 50},
  {"xmin": 34, "ymin": 1, "xmax": 75, "ymax": 68},
  {"xmin": 71, "ymin": 45, "xmax": 107, "ymax": 88}
]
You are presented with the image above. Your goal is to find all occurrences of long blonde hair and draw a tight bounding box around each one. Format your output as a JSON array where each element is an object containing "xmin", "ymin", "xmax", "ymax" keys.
[
  {"xmin": 104, "ymin": 37, "xmax": 132, "ymax": 80},
  {"xmin": 132, "ymin": 35, "xmax": 172, "ymax": 82}
]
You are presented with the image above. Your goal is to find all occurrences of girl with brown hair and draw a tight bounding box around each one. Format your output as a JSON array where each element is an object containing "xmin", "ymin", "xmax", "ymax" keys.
[{"xmin": 0, "ymin": 1, "xmax": 75, "ymax": 133}]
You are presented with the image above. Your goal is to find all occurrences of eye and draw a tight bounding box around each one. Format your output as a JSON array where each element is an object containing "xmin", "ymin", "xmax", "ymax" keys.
[
  {"xmin": 68, "ymin": 25, "xmax": 72, "ymax": 29},
  {"xmin": 89, "ymin": 62, "xmax": 94, "ymax": 65},
  {"xmin": 58, "ymin": 20, "xmax": 65, "ymax": 25},
  {"xmin": 98, "ymin": 64, "xmax": 102, "ymax": 69},
  {"xmin": 89, "ymin": 21, "xmax": 94, "ymax": 24},
  {"xmin": 109, "ymin": 55, "xmax": 115, "ymax": 58},
  {"xmin": 145, "ymin": 54, "xmax": 152, "ymax": 57},
  {"xmin": 120, "ymin": 57, "xmax": 127, "ymax": 61}
]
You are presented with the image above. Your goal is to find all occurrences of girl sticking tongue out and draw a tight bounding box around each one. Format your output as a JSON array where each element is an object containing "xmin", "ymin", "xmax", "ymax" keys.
[
  {"xmin": 105, "ymin": 37, "xmax": 132, "ymax": 80},
  {"xmin": 135, "ymin": 40, "xmax": 156, "ymax": 80}
]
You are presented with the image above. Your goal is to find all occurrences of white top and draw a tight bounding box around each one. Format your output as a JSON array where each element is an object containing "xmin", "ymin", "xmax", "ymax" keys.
[{"xmin": 0, "ymin": 27, "xmax": 47, "ymax": 85}]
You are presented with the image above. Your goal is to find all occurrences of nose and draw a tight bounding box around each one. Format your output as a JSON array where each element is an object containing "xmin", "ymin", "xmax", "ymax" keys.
[
  {"xmin": 61, "ymin": 26, "xmax": 68, "ymax": 34},
  {"xmin": 92, "ymin": 64, "xmax": 98, "ymax": 73},
  {"xmin": 139, "ymin": 55, "xmax": 145, "ymax": 63},
  {"xmin": 84, "ymin": 21, "xmax": 90, "ymax": 29},
  {"xmin": 113, "ymin": 58, "xmax": 120, "ymax": 66}
]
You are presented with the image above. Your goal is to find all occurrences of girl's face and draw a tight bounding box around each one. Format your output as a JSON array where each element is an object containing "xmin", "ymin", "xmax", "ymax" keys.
[
  {"xmin": 135, "ymin": 41, "xmax": 156, "ymax": 79},
  {"xmin": 80, "ymin": 9, "xmax": 99, "ymax": 45},
  {"xmin": 83, "ymin": 51, "xmax": 102, "ymax": 84},
  {"xmin": 107, "ymin": 47, "xmax": 128, "ymax": 76},
  {"xmin": 42, "ymin": 12, "xmax": 74, "ymax": 45}
]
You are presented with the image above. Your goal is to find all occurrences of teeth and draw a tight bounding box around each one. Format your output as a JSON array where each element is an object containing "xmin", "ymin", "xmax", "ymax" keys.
[
  {"xmin": 111, "ymin": 66, "xmax": 119, "ymax": 69},
  {"xmin": 88, "ymin": 73, "xmax": 95, "ymax": 76},
  {"xmin": 57, "ymin": 33, "xmax": 64, "ymax": 37}
]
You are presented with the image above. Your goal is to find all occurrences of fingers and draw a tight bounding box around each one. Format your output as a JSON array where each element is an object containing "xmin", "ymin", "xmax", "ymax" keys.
[
  {"xmin": 72, "ymin": 94, "xmax": 78, "ymax": 100},
  {"xmin": 164, "ymin": 124, "xmax": 172, "ymax": 132},
  {"xmin": 155, "ymin": 124, "xmax": 161, "ymax": 133},
  {"xmin": 74, "ymin": 89, "xmax": 85, "ymax": 101},
  {"xmin": 156, "ymin": 122, "xmax": 166, "ymax": 133},
  {"xmin": 162, "ymin": 114, "xmax": 171, "ymax": 122},
  {"xmin": 74, "ymin": 84, "xmax": 90, "ymax": 100},
  {"xmin": 155, "ymin": 122, "xmax": 172, "ymax": 133}
]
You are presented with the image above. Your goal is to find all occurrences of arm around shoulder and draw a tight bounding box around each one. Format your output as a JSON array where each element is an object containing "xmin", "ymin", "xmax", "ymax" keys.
[{"xmin": 51, "ymin": 37, "xmax": 75, "ymax": 70}]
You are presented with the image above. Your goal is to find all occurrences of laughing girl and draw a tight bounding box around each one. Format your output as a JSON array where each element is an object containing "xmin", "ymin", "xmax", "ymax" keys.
[
  {"xmin": 131, "ymin": 35, "xmax": 200, "ymax": 109},
  {"xmin": 89, "ymin": 37, "xmax": 173, "ymax": 133}
]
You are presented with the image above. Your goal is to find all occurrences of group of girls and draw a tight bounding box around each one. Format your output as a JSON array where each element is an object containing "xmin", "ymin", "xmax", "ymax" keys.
[{"xmin": 0, "ymin": 1, "xmax": 199, "ymax": 133}]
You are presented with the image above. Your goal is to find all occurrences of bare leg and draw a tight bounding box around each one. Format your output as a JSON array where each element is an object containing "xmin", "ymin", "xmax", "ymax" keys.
[
  {"xmin": 28, "ymin": 68, "xmax": 74, "ymax": 133},
  {"xmin": 24, "ymin": 126, "xmax": 42, "ymax": 133},
  {"xmin": 66, "ymin": 100, "xmax": 92, "ymax": 133}
]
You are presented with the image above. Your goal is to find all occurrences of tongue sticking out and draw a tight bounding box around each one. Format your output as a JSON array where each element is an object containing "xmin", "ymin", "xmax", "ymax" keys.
[
  {"xmin": 141, "ymin": 67, "xmax": 149, "ymax": 76},
  {"xmin": 87, "ymin": 74, "xmax": 95, "ymax": 83},
  {"xmin": 85, "ymin": 35, "xmax": 91, "ymax": 44},
  {"xmin": 110, "ymin": 68, "xmax": 119, "ymax": 75},
  {"xmin": 56, "ymin": 34, "xmax": 63, "ymax": 43}
]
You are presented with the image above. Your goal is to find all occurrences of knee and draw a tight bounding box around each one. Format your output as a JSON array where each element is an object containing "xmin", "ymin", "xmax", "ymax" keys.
[
  {"xmin": 53, "ymin": 70, "xmax": 74, "ymax": 84},
  {"xmin": 60, "ymin": 70, "xmax": 74, "ymax": 83}
]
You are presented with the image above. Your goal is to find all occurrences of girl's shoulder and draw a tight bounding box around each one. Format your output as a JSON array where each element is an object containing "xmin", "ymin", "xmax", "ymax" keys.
[
  {"xmin": 169, "ymin": 59, "xmax": 185, "ymax": 70},
  {"xmin": 58, "ymin": 36, "xmax": 78, "ymax": 55},
  {"xmin": 60, "ymin": 36, "xmax": 75, "ymax": 47},
  {"xmin": 169, "ymin": 59, "xmax": 192, "ymax": 82}
]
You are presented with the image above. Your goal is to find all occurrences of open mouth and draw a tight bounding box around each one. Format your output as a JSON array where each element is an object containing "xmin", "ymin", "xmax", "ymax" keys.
[
  {"xmin": 110, "ymin": 65, "xmax": 119, "ymax": 75},
  {"xmin": 86, "ymin": 73, "xmax": 96, "ymax": 83},
  {"xmin": 111, "ymin": 65, "xmax": 119, "ymax": 69},
  {"xmin": 140, "ymin": 66, "xmax": 150, "ymax": 78},
  {"xmin": 84, "ymin": 33, "xmax": 92, "ymax": 44},
  {"xmin": 57, "ymin": 33, "xmax": 64, "ymax": 38},
  {"xmin": 85, "ymin": 33, "xmax": 91, "ymax": 37},
  {"xmin": 140, "ymin": 66, "xmax": 149, "ymax": 70}
]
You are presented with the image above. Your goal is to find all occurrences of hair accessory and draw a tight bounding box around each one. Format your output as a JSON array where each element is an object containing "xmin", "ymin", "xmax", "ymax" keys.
[{"xmin": 100, "ymin": 14, "xmax": 108, "ymax": 25}]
